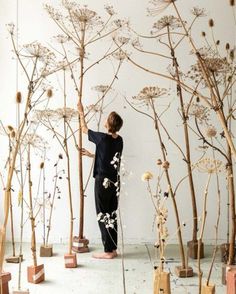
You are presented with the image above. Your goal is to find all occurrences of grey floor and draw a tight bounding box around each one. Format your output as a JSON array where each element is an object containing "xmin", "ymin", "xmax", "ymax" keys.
[{"xmin": 3, "ymin": 243, "xmax": 226, "ymax": 294}]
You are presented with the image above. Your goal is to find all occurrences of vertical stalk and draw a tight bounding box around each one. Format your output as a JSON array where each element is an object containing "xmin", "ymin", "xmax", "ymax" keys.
[
  {"xmin": 198, "ymin": 174, "xmax": 211, "ymax": 294},
  {"xmin": 150, "ymin": 99, "xmax": 186, "ymax": 269},
  {"xmin": 27, "ymin": 144, "xmax": 37, "ymax": 267},
  {"xmin": 42, "ymin": 151, "xmax": 46, "ymax": 246}
]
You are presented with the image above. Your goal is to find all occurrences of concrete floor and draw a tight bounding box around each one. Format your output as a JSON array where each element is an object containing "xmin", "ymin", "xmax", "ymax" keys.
[{"xmin": 3, "ymin": 243, "xmax": 226, "ymax": 294}]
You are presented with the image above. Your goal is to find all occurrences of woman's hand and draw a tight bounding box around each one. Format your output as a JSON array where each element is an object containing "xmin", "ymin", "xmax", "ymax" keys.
[{"xmin": 81, "ymin": 148, "xmax": 94, "ymax": 158}]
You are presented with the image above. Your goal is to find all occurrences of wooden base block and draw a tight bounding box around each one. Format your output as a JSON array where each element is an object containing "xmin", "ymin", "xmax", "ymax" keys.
[
  {"xmin": 5, "ymin": 255, "xmax": 23, "ymax": 264},
  {"xmin": 222, "ymin": 264, "xmax": 236, "ymax": 285},
  {"xmin": 12, "ymin": 290, "xmax": 30, "ymax": 294},
  {"xmin": 0, "ymin": 272, "xmax": 11, "ymax": 294},
  {"xmin": 175, "ymin": 266, "xmax": 194, "ymax": 278},
  {"xmin": 220, "ymin": 243, "xmax": 236, "ymax": 264},
  {"xmin": 187, "ymin": 240, "xmax": 204, "ymax": 259},
  {"xmin": 201, "ymin": 284, "xmax": 215, "ymax": 294},
  {"xmin": 227, "ymin": 267, "xmax": 236, "ymax": 294},
  {"xmin": 153, "ymin": 268, "xmax": 171, "ymax": 294},
  {"xmin": 27, "ymin": 264, "xmax": 45, "ymax": 284},
  {"xmin": 72, "ymin": 236, "xmax": 89, "ymax": 253},
  {"xmin": 40, "ymin": 245, "xmax": 53, "ymax": 257},
  {"xmin": 64, "ymin": 253, "xmax": 77, "ymax": 268}
]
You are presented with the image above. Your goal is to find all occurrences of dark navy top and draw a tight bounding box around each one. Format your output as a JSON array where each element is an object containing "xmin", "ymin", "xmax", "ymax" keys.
[{"xmin": 88, "ymin": 129, "xmax": 123, "ymax": 181}]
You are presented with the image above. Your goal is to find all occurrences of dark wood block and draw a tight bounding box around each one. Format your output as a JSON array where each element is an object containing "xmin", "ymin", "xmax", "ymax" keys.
[
  {"xmin": 40, "ymin": 245, "xmax": 53, "ymax": 257},
  {"xmin": 175, "ymin": 266, "xmax": 194, "ymax": 278},
  {"xmin": 187, "ymin": 240, "xmax": 204, "ymax": 259}
]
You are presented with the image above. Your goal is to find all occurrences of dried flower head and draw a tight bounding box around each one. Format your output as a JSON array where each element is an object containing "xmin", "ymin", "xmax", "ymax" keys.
[
  {"xmin": 133, "ymin": 86, "xmax": 167, "ymax": 106},
  {"xmin": 189, "ymin": 103, "xmax": 209, "ymax": 124},
  {"xmin": 162, "ymin": 161, "xmax": 170, "ymax": 169},
  {"xmin": 47, "ymin": 89, "xmax": 53, "ymax": 98},
  {"xmin": 59, "ymin": 153, "xmax": 63, "ymax": 159},
  {"xmin": 53, "ymin": 34, "xmax": 70, "ymax": 44},
  {"xmin": 85, "ymin": 104, "xmax": 101, "ymax": 114},
  {"xmin": 22, "ymin": 133, "xmax": 48, "ymax": 150},
  {"xmin": 226, "ymin": 43, "xmax": 230, "ymax": 50},
  {"xmin": 230, "ymin": 0, "xmax": 235, "ymax": 6},
  {"xmin": 40, "ymin": 162, "xmax": 45, "ymax": 169},
  {"xmin": 92, "ymin": 85, "xmax": 110, "ymax": 93},
  {"xmin": 142, "ymin": 171, "xmax": 153, "ymax": 181},
  {"xmin": 209, "ymin": 19, "xmax": 214, "ymax": 27},
  {"xmin": 112, "ymin": 49, "xmax": 127, "ymax": 61},
  {"xmin": 157, "ymin": 159, "xmax": 162, "ymax": 165},
  {"xmin": 194, "ymin": 158, "xmax": 223, "ymax": 174},
  {"xmin": 151, "ymin": 15, "xmax": 182, "ymax": 33},
  {"xmin": 191, "ymin": 7, "xmax": 206, "ymax": 17},
  {"xmin": 112, "ymin": 19, "xmax": 129, "ymax": 28},
  {"xmin": 7, "ymin": 125, "xmax": 14, "ymax": 132},
  {"xmin": 147, "ymin": 0, "xmax": 176, "ymax": 16},
  {"xmin": 35, "ymin": 107, "xmax": 78, "ymax": 123},
  {"xmin": 16, "ymin": 91, "xmax": 22, "ymax": 103},
  {"xmin": 6, "ymin": 23, "xmax": 15, "ymax": 35},
  {"xmin": 104, "ymin": 5, "xmax": 115, "ymax": 16},
  {"xmin": 201, "ymin": 31, "xmax": 206, "ymax": 37},
  {"xmin": 23, "ymin": 42, "xmax": 56, "ymax": 66},
  {"xmin": 205, "ymin": 126, "xmax": 217, "ymax": 138}
]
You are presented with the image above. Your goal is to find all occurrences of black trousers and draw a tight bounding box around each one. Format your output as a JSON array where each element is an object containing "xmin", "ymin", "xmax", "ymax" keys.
[{"xmin": 95, "ymin": 177, "xmax": 118, "ymax": 252}]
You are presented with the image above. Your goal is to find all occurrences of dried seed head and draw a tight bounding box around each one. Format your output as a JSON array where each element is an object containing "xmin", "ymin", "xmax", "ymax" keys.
[
  {"xmin": 47, "ymin": 89, "xmax": 53, "ymax": 98},
  {"xmin": 209, "ymin": 19, "xmax": 214, "ymax": 27},
  {"xmin": 226, "ymin": 43, "xmax": 230, "ymax": 50},
  {"xmin": 141, "ymin": 172, "xmax": 153, "ymax": 181},
  {"xmin": 11, "ymin": 131, "xmax": 16, "ymax": 138},
  {"xmin": 216, "ymin": 40, "xmax": 220, "ymax": 45},
  {"xmin": 230, "ymin": 49, "xmax": 235, "ymax": 60},
  {"xmin": 205, "ymin": 126, "xmax": 217, "ymax": 138},
  {"xmin": 16, "ymin": 91, "xmax": 22, "ymax": 103},
  {"xmin": 162, "ymin": 161, "xmax": 170, "ymax": 169},
  {"xmin": 157, "ymin": 159, "xmax": 162, "ymax": 165},
  {"xmin": 59, "ymin": 153, "xmax": 63, "ymax": 159},
  {"xmin": 230, "ymin": 0, "xmax": 235, "ymax": 6},
  {"xmin": 40, "ymin": 162, "xmax": 44, "ymax": 169},
  {"xmin": 7, "ymin": 125, "xmax": 14, "ymax": 132},
  {"xmin": 201, "ymin": 31, "xmax": 206, "ymax": 37}
]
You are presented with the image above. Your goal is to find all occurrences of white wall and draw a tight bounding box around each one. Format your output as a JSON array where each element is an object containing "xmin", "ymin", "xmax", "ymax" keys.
[{"xmin": 0, "ymin": 0, "xmax": 235, "ymax": 246}]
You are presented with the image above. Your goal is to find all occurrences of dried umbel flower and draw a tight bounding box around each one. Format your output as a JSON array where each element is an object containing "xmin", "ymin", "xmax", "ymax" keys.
[
  {"xmin": 189, "ymin": 103, "xmax": 209, "ymax": 124},
  {"xmin": 40, "ymin": 162, "xmax": 45, "ymax": 169},
  {"xmin": 151, "ymin": 15, "xmax": 182, "ymax": 33},
  {"xmin": 85, "ymin": 104, "xmax": 100, "ymax": 114},
  {"xmin": 115, "ymin": 36, "xmax": 130, "ymax": 45},
  {"xmin": 112, "ymin": 19, "xmax": 129, "ymax": 28},
  {"xmin": 16, "ymin": 91, "xmax": 22, "ymax": 103},
  {"xmin": 23, "ymin": 42, "xmax": 56, "ymax": 65},
  {"xmin": 191, "ymin": 7, "xmax": 206, "ymax": 17},
  {"xmin": 104, "ymin": 5, "xmax": 115, "ymax": 16},
  {"xmin": 162, "ymin": 161, "xmax": 170, "ymax": 169},
  {"xmin": 147, "ymin": 0, "xmax": 176, "ymax": 16},
  {"xmin": 133, "ymin": 86, "xmax": 167, "ymax": 106},
  {"xmin": 205, "ymin": 126, "xmax": 217, "ymax": 138},
  {"xmin": 112, "ymin": 49, "xmax": 127, "ymax": 61},
  {"xmin": 22, "ymin": 133, "xmax": 48, "ymax": 150},
  {"xmin": 53, "ymin": 34, "xmax": 69, "ymax": 44},
  {"xmin": 209, "ymin": 19, "xmax": 214, "ymax": 27},
  {"xmin": 141, "ymin": 171, "xmax": 153, "ymax": 181},
  {"xmin": 194, "ymin": 158, "xmax": 223, "ymax": 174},
  {"xmin": 92, "ymin": 85, "xmax": 110, "ymax": 93},
  {"xmin": 47, "ymin": 89, "xmax": 53, "ymax": 98},
  {"xmin": 157, "ymin": 159, "xmax": 162, "ymax": 165}
]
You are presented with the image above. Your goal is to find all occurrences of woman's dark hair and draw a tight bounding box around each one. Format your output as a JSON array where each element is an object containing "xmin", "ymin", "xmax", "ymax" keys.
[{"xmin": 107, "ymin": 111, "xmax": 123, "ymax": 133}]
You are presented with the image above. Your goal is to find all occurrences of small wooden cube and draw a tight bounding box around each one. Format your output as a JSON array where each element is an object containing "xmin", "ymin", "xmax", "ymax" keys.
[
  {"xmin": 27, "ymin": 264, "xmax": 45, "ymax": 284},
  {"xmin": 64, "ymin": 253, "xmax": 77, "ymax": 268},
  {"xmin": 0, "ymin": 272, "xmax": 11, "ymax": 294},
  {"xmin": 175, "ymin": 266, "xmax": 194, "ymax": 278},
  {"xmin": 187, "ymin": 240, "xmax": 204, "ymax": 259},
  {"xmin": 201, "ymin": 284, "xmax": 215, "ymax": 294},
  {"xmin": 40, "ymin": 245, "xmax": 53, "ymax": 257},
  {"xmin": 153, "ymin": 268, "xmax": 171, "ymax": 294},
  {"xmin": 227, "ymin": 267, "xmax": 236, "ymax": 294}
]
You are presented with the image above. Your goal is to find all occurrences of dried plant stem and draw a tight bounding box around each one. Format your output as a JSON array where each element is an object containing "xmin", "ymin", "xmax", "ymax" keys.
[
  {"xmin": 27, "ymin": 144, "xmax": 37, "ymax": 267},
  {"xmin": 150, "ymin": 99, "xmax": 186, "ymax": 269},
  {"xmin": 171, "ymin": 0, "xmax": 236, "ymax": 160},
  {"xmin": 197, "ymin": 174, "xmax": 211, "ymax": 294},
  {"xmin": 167, "ymin": 27, "xmax": 198, "ymax": 242},
  {"xmin": 118, "ymin": 207, "xmax": 127, "ymax": 294}
]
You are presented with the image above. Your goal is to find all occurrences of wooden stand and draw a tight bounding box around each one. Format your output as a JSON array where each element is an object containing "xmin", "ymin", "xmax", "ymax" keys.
[
  {"xmin": 64, "ymin": 253, "xmax": 77, "ymax": 268},
  {"xmin": 201, "ymin": 284, "xmax": 215, "ymax": 294},
  {"xmin": 12, "ymin": 290, "xmax": 30, "ymax": 294},
  {"xmin": 6, "ymin": 254, "xmax": 23, "ymax": 264},
  {"xmin": 40, "ymin": 245, "xmax": 53, "ymax": 257},
  {"xmin": 227, "ymin": 267, "xmax": 236, "ymax": 294},
  {"xmin": 0, "ymin": 272, "xmax": 11, "ymax": 294},
  {"xmin": 153, "ymin": 268, "xmax": 171, "ymax": 294},
  {"xmin": 220, "ymin": 243, "xmax": 236, "ymax": 264},
  {"xmin": 72, "ymin": 236, "xmax": 89, "ymax": 253},
  {"xmin": 222, "ymin": 264, "xmax": 236, "ymax": 285},
  {"xmin": 187, "ymin": 240, "xmax": 204, "ymax": 259},
  {"xmin": 175, "ymin": 266, "xmax": 193, "ymax": 278},
  {"xmin": 27, "ymin": 264, "xmax": 45, "ymax": 284}
]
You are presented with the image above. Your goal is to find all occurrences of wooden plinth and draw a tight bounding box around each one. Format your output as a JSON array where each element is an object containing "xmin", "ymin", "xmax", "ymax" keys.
[
  {"xmin": 175, "ymin": 266, "xmax": 194, "ymax": 278},
  {"xmin": 220, "ymin": 243, "xmax": 236, "ymax": 264},
  {"xmin": 6, "ymin": 255, "xmax": 23, "ymax": 264},
  {"xmin": 27, "ymin": 264, "xmax": 45, "ymax": 284},
  {"xmin": 201, "ymin": 284, "xmax": 215, "ymax": 294},
  {"xmin": 222, "ymin": 264, "xmax": 236, "ymax": 285},
  {"xmin": 153, "ymin": 268, "xmax": 171, "ymax": 294},
  {"xmin": 72, "ymin": 236, "xmax": 89, "ymax": 253},
  {"xmin": 40, "ymin": 245, "xmax": 53, "ymax": 257},
  {"xmin": 64, "ymin": 253, "xmax": 77, "ymax": 268},
  {"xmin": 227, "ymin": 267, "xmax": 236, "ymax": 294},
  {"xmin": 0, "ymin": 272, "xmax": 11, "ymax": 294},
  {"xmin": 187, "ymin": 240, "xmax": 204, "ymax": 259}
]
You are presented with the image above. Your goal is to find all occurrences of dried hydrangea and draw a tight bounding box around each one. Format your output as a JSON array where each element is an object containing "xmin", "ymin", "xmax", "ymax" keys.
[
  {"xmin": 194, "ymin": 158, "xmax": 223, "ymax": 174},
  {"xmin": 151, "ymin": 15, "xmax": 183, "ymax": 34}
]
